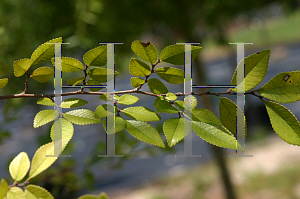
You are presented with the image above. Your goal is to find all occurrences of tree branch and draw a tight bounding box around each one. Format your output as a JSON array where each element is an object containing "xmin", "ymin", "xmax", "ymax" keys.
[{"xmin": 0, "ymin": 89, "xmax": 262, "ymax": 100}]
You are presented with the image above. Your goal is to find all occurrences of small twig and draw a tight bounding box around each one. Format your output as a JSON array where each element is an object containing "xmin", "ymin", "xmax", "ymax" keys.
[
  {"xmin": 9, "ymin": 180, "xmax": 29, "ymax": 188},
  {"xmin": 81, "ymin": 65, "xmax": 88, "ymax": 92},
  {"xmin": 22, "ymin": 71, "xmax": 30, "ymax": 94}
]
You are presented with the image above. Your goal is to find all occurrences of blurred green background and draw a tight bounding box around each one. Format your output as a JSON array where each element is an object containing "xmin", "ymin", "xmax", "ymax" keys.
[{"xmin": 1, "ymin": 0, "xmax": 300, "ymax": 199}]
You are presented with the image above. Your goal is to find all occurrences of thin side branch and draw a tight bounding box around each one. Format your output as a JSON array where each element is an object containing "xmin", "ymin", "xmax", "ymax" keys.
[{"xmin": 22, "ymin": 71, "xmax": 30, "ymax": 94}]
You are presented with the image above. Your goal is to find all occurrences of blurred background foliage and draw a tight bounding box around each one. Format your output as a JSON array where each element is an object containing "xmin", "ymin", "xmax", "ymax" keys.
[{"xmin": 0, "ymin": 0, "xmax": 300, "ymax": 198}]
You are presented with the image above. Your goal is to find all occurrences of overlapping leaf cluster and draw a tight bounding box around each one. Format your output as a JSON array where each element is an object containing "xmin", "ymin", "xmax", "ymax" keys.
[{"xmin": 1, "ymin": 37, "xmax": 300, "ymax": 198}]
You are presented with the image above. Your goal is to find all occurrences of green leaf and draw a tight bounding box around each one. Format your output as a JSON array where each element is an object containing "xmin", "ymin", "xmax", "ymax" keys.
[
  {"xmin": 192, "ymin": 121, "xmax": 244, "ymax": 151},
  {"xmin": 130, "ymin": 77, "xmax": 145, "ymax": 88},
  {"xmin": 31, "ymin": 67, "xmax": 54, "ymax": 83},
  {"xmin": 219, "ymin": 97, "xmax": 247, "ymax": 137},
  {"xmin": 125, "ymin": 120, "xmax": 165, "ymax": 148},
  {"xmin": 33, "ymin": 110, "xmax": 59, "ymax": 128},
  {"xmin": 175, "ymin": 96, "xmax": 197, "ymax": 111},
  {"xmin": 231, "ymin": 49, "xmax": 271, "ymax": 92},
  {"xmin": 163, "ymin": 118, "xmax": 191, "ymax": 147},
  {"xmin": 0, "ymin": 179, "xmax": 9, "ymax": 198},
  {"xmin": 25, "ymin": 185, "xmax": 54, "ymax": 199},
  {"xmin": 67, "ymin": 77, "xmax": 85, "ymax": 86},
  {"xmin": 154, "ymin": 96, "xmax": 165, "ymax": 108},
  {"xmin": 63, "ymin": 109, "xmax": 102, "ymax": 125},
  {"xmin": 77, "ymin": 194, "xmax": 99, "ymax": 199},
  {"xmin": 99, "ymin": 93, "xmax": 113, "ymax": 102},
  {"xmin": 166, "ymin": 93, "xmax": 177, "ymax": 101},
  {"xmin": 258, "ymin": 71, "xmax": 300, "ymax": 103},
  {"xmin": 31, "ymin": 37, "xmax": 63, "ymax": 66},
  {"xmin": 83, "ymin": 45, "xmax": 107, "ymax": 66},
  {"xmin": 191, "ymin": 108, "xmax": 223, "ymax": 126},
  {"xmin": 264, "ymin": 101, "xmax": 300, "ymax": 145},
  {"xmin": 37, "ymin": 98, "xmax": 55, "ymax": 106},
  {"xmin": 118, "ymin": 94, "xmax": 139, "ymax": 105},
  {"xmin": 99, "ymin": 192, "xmax": 110, "ymax": 199},
  {"xmin": 95, "ymin": 104, "xmax": 115, "ymax": 118},
  {"xmin": 51, "ymin": 57, "xmax": 84, "ymax": 72},
  {"xmin": 155, "ymin": 99, "xmax": 179, "ymax": 114},
  {"xmin": 0, "ymin": 78, "xmax": 8, "ymax": 89},
  {"xmin": 189, "ymin": 107, "xmax": 234, "ymax": 136},
  {"xmin": 131, "ymin": 40, "xmax": 158, "ymax": 64},
  {"xmin": 160, "ymin": 44, "xmax": 202, "ymax": 65},
  {"xmin": 7, "ymin": 187, "xmax": 26, "ymax": 199},
  {"xmin": 175, "ymin": 100, "xmax": 184, "ymax": 110},
  {"xmin": 86, "ymin": 79, "xmax": 105, "ymax": 92},
  {"xmin": 129, "ymin": 58, "xmax": 151, "ymax": 77},
  {"xmin": 29, "ymin": 141, "xmax": 61, "ymax": 179},
  {"xmin": 184, "ymin": 95, "xmax": 197, "ymax": 109},
  {"xmin": 122, "ymin": 106, "xmax": 161, "ymax": 122},
  {"xmin": 50, "ymin": 118, "xmax": 74, "ymax": 149},
  {"xmin": 61, "ymin": 98, "xmax": 88, "ymax": 108},
  {"xmin": 9, "ymin": 152, "xmax": 30, "ymax": 181},
  {"xmin": 13, "ymin": 58, "xmax": 31, "ymax": 77},
  {"xmin": 114, "ymin": 94, "xmax": 120, "ymax": 101},
  {"xmin": 103, "ymin": 116, "xmax": 126, "ymax": 134},
  {"xmin": 148, "ymin": 78, "xmax": 168, "ymax": 94},
  {"xmin": 155, "ymin": 67, "xmax": 185, "ymax": 84},
  {"xmin": 87, "ymin": 67, "xmax": 119, "ymax": 83}
]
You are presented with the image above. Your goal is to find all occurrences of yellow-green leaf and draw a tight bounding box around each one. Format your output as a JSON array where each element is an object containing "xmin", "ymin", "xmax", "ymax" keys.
[
  {"xmin": 99, "ymin": 93, "xmax": 113, "ymax": 102},
  {"xmin": 95, "ymin": 104, "xmax": 115, "ymax": 118},
  {"xmin": 33, "ymin": 110, "xmax": 59, "ymax": 128},
  {"xmin": 118, "ymin": 94, "xmax": 139, "ymax": 105},
  {"xmin": 130, "ymin": 77, "xmax": 145, "ymax": 88},
  {"xmin": 219, "ymin": 97, "xmax": 247, "ymax": 138},
  {"xmin": 63, "ymin": 109, "xmax": 102, "ymax": 125},
  {"xmin": 0, "ymin": 78, "xmax": 8, "ymax": 89},
  {"xmin": 163, "ymin": 118, "xmax": 191, "ymax": 147},
  {"xmin": 31, "ymin": 67, "xmax": 54, "ymax": 83},
  {"xmin": 50, "ymin": 118, "xmax": 74, "ymax": 149},
  {"xmin": 77, "ymin": 194, "xmax": 99, "ymax": 199},
  {"xmin": 0, "ymin": 179, "xmax": 9, "ymax": 198},
  {"xmin": 67, "ymin": 77, "xmax": 85, "ymax": 86},
  {"xmin": 31, "ymin": 37, "xmax": 62, "ymax": 66},
  {"xmin": 122, "ymin": 106, "xmax": 161, "ymax": 122},
  {"xmin": 37, "ymin": 98, "xmax": 55, "ymax": 106},
  {"xmin": 258, "ymin": 71, "xmax": 300, "ymax": 103},
  {"xmin": 166, "ymin": 93, "xmax": 177, "ymax": 101},
  {"xmin": 13, "ymin": 58, "xmax": 31, "ymax": 77},
  {"xmin": 7, "ymin": 187, "xmax": 26, "ymax": 199},
  {"xmin": 264, "ymin": 101, "xmax": 300, "ymax": 145},
  {"xmin": 87, "ymin": 67, "xmax": 119, "ymax": 83},
  {"xmin": 61, "ymin": 98, "xmax": 88, "ymax": 108},
  {"xmin": 192, "ymin": 121, "xmax": 244, "ymax": 151},
  {"xmin": 99, "ymin": 192, "xmax": 110, "ymax": 199},
  {"xmin": 51, "ymin": 57, "xmax": 84, "ymax": 72},
  {"xmin": 155, "ymin": 67, "xmax": 185, "ymax": 84},
  {"xmin": 83, "ymin": 45, "xmax": 107, "ymax": 66},
  {"xmin": 175, "ymin": 96, "xmax": 197, "ymax": 111},
  {"xmin": 9, "ymin": 152, "xmax": 30, "ymax": 181},
  {"xmin": 86, "ymin": 79, "xmax": 105, "ymax": 92},
  {"xmin": 231, "ymin": 49, "xmax": 271, "ymax": 92},
  {"xmin": 29, "ymin": 142, "xmax": 61, "ymax": 179},
  {"xmin": 131, "ymin": 40, "xmax": 158, "ymax": 65},
  {"xmin": 125, "ymin": 120, "xmax": 165, "ymax": 148},
  {"xmin": 155, "ymin": 99, "xmax": 179, "ymax": 114},
  {"xmin": 148, "ymin": 78, "xmax": 168, "ymax": 94},
  {"xmin": 25, "ymin": 185, "xmax": 54, "ymax": 199},
  {"xmin": 103, "ymin": 116, "xmax": 126, "ymax": 134},
  {"xmin": 129, "ymin": 58, "xmax": 151, "ymax": 77},
  {"xmin": 160, "ymin": 44, "xmax": 202, "ymax": 65}
]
